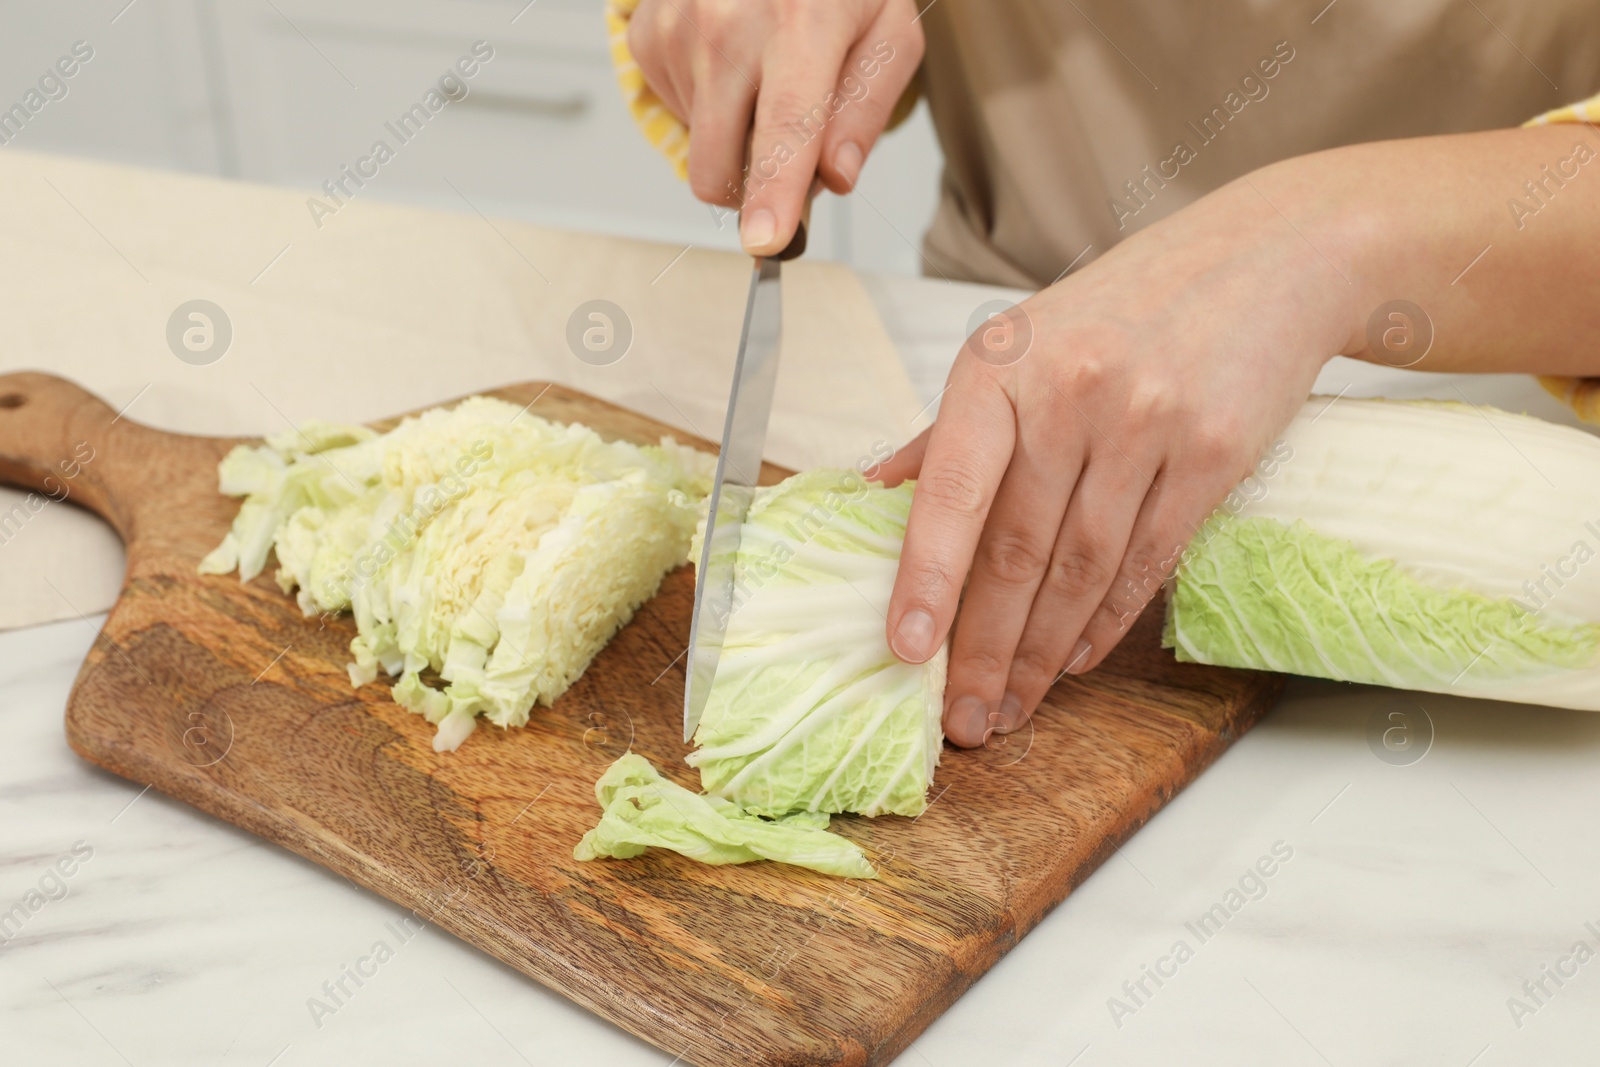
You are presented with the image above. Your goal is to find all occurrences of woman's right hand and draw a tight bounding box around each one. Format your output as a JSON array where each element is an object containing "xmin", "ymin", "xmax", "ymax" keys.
[{"xmin": 626, "ymin": 0, "xmax": 924, "ymax": 255}]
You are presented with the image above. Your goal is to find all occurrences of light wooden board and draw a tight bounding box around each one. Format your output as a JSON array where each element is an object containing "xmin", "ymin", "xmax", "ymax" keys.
[{"xmin": 0, "ymin": 371, "xmax": 1283, "ymax": 1067}]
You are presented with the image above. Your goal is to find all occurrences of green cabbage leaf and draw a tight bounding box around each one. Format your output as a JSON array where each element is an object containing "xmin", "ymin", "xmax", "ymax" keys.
[
  {"xmin": 1168, "ymin": 516, "xmax": 1600, "ymax": 684},
  {"xmin": 575, "ymin": 754, "xmax": 877, "ymax": 879}
]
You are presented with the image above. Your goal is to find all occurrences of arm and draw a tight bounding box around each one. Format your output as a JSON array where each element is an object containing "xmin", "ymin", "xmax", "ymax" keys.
[
  {"xmin": 1298, "ymin": 123, "xmax": 1600, "ymax": 374},
  {"xmin": 878, "ymin": 121, "xmax": 1600, "ymax": 748}
]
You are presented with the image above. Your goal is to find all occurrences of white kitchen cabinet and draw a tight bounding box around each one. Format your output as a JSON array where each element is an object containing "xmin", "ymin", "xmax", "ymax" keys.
[
  {"xmin": 0, "ymin": 0, "xmax": 218, "ymax": 173},
  {"xmin": 0, "ymin": 0, "xmax": 943, "ymax": 274}
]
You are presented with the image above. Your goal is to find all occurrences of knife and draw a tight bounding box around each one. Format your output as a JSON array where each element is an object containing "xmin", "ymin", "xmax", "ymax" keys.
[{"xmin": 683, "ymin": 210, "xmax": 810, "ymax": 743}]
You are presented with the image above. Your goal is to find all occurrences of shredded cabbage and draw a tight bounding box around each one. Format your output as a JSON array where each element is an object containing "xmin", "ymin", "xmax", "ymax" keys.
[{"xmin": 201, "ymin": 396, "xmax": 714, "ymax": 750}]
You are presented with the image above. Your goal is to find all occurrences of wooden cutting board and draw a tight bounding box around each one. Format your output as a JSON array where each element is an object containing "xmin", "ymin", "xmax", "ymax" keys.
[{"xmin": 0, "ymin": 371, "xmax": 1283, "ymax": 1067}]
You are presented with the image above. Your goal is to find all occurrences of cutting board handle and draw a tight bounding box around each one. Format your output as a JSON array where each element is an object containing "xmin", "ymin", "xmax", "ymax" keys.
[{"xmin": 0, "ymin": 371, "xmax": 155, "ymax": 539}]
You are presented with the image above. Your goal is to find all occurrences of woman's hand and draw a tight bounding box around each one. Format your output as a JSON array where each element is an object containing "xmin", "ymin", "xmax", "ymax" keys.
[
  {"xmin": 626, "ymin": 0, "xmax": 922, "ymax": 254},
  {"xmin": 878, "ymin": 165, "xmax": 1363, "ymax": 747}
]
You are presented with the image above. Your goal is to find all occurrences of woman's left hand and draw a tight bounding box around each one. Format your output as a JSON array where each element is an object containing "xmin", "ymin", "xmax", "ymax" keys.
[{"xmin": 876, "ymin": 164, "xmax": 1361, "ymax": 747}]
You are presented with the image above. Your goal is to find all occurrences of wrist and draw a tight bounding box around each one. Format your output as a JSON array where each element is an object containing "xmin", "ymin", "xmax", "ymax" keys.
[{"xmin": 1242, "ymin": 150, "xmax": 1384, "ymax": 362}]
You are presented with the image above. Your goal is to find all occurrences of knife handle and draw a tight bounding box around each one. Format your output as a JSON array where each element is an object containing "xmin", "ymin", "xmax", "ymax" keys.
[
  {"xmin": 740, "ymin": 128, "xmax": 815, "ymax": 260},
  {"xmin": 774, "ymin": 195, "xmax": 813, "ymax": 261}
]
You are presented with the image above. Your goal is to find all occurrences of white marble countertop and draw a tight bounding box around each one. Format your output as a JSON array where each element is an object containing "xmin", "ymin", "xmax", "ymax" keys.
[{"xmin": 6, "ymin": 273, "xmax": 1600, "ymax": 1066}]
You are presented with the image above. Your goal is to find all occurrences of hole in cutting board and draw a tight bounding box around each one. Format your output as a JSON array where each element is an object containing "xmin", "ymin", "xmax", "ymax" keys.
[{"xmin": 0, "ymin": 393, "xmax": 26, "ymax": 410}]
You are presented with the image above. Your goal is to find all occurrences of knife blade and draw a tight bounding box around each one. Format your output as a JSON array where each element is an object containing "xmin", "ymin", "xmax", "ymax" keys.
[{"xmin": 683, "ymin": 253, "xmax": 783, "ymax": 742}]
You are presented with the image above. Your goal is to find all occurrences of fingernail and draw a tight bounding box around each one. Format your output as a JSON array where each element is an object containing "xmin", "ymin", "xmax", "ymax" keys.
[
  {"xmin": 996, "ymin": 691, "xmax": 1024, "ymax": 733},
  {"xmin": 945, "ymin": 695, "xmax": 991, "ymax": 748},
  {"xmin": 1065, "ymin": 638, "xmax": 1093, "ymax": 675},
  {"xmin": 834, "ymin": 142, "xmax": 863, "ymax": 188},
  {"xmin": 891, "ymin": 608, "xmax": 936, "ymax": 663},
  {"xmin": 741, "ymin": 208, "xmax": 776, "ymax": 252}
]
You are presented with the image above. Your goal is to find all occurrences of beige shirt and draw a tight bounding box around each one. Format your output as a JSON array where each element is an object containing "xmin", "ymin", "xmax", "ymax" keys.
[{"xmin": 918, "ymin": 0, "xmax": 1600, "ymax": 287}]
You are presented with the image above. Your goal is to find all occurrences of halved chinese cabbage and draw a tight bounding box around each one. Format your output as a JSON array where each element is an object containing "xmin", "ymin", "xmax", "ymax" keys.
[
  {"xmin": 1166, "ymin": 397, "xmax": 1600, "ymax": 709},
  {"xmin": 687, "ymin": 470, "xmax": 947, "ymax": 817},
  {"xmin": 201, "ymin": 396, "xmax": 714, "ymax": 750}
]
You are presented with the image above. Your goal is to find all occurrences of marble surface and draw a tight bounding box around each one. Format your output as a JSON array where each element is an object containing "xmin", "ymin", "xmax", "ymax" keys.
[{"xmin": 5, "ymin": 274, "xmax": 1600, "ymax": 1066}]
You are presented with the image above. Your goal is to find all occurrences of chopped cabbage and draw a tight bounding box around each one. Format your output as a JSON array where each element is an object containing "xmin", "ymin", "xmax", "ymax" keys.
[
  {"xmin": 687, "ymin": 469, "xmax": 947, "ymax": 817},
  {"xmin": 1166, "ymin": 397, "xmax": 1600, "ymax": 709},
  {"xmin": 575, "ymin": 754, "xmax": 877, "ymax": 879},
  {"xmin": 201, "ymin": 396, "xmax": 714, "ymax": 750}
]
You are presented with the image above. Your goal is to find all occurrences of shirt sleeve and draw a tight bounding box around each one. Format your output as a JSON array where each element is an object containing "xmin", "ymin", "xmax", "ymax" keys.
[
  {"xmin": 605, "ymin": 0, "xmax": 690, "ymax": 181},
  {"xmin": 605, "ymin": 0, "xmax": 920, "ymax": 183},
  {"xmin": 1525, "ymin": 92, "xmax": 1600, "ymax": 423}
]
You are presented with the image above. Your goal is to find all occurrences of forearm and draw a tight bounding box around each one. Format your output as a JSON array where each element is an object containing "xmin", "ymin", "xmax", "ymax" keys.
[{"xmin": 1254, "ymin": 124, "xmax": 1600, "ymax": 376}]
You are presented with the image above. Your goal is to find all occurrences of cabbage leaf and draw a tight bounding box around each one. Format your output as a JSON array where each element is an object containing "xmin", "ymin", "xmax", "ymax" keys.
[{"xmin": 575, "ymin": 753, "xmax": 878, "ymax": 879}]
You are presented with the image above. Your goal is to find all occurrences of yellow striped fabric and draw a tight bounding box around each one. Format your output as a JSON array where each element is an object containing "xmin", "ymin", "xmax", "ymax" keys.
[
  {"xmin": 1526, "ymin": 91, "xmax": 1600, "ymax": 423},
  {"xmin": 605, "ymin": 0, "xmax": 690, "ymax": 180},
  {"xmin": 1526, "ymin": 93, "xmax": 1600, "ymax": 128}
]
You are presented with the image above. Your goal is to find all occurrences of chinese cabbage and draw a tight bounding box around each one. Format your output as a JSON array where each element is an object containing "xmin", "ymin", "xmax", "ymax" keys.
[
  {"xmin": 1166, "ymin": 397, "xmax": 1600, "ymax": 709},
  {"xmin": 688, "ymin": 470, "xmax": 947, "ymax": 817}
]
